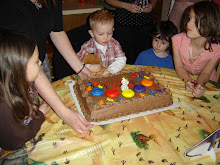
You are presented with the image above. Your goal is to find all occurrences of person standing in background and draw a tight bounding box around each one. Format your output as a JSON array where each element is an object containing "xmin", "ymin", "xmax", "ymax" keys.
[
  {"xmin": 0, "ymin": 0, "xmax": 91, "ymax": 81},
  {"xmin": 105, "ymin": 0, "xmax": 157, "ymax": 64}
]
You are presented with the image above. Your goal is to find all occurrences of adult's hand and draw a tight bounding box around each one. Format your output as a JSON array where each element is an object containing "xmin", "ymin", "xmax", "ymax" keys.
[
  {"xmin": 105, "ymin": 0, "xmax": 142, "ymax": 13},
  {"xmin": 123, "ymin": 3, "xmax": 142, "ymax": 13},
  {"xmin": 143, "ymin": 3, "xmax": 153, "ymax": 13},
  {"xmin": 78, "ymin": 65, "xmax": 92, "ymax": 78}
]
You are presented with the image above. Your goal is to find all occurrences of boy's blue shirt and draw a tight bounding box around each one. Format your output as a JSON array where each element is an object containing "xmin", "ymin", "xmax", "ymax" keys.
[{"xmin": 134, "ymin": 48, "xmax": 175, "ymax": 69}]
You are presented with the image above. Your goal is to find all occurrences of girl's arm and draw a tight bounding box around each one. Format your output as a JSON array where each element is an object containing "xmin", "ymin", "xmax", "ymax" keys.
[
  {"xmin": 50, "ymin": 31, "xmax": 91, "ymax": 78},
  {"xmin": 192, "ymin": 58, "xmax": 220, "ymax": 97},
  {"xmin": 35, "ymin": 69, "xmax": 93, "ymax": 134},
  {"xmin": 173, "ymin": 43, "xmax": 192, "ymax": 82},
  {"xmin": 105, "ymin": 0, "xmax": 142, "ymax": 13},
  {"xmin": 0, "ymin": 102, "xmax": 45, "ymax": 150},
  {"xmin": 172, "ymin": 43, "xmax": 195, "ymax": 92},
  {"xmin": 196, "ymin": 58, "xmax": 219, "ymax": 85}
]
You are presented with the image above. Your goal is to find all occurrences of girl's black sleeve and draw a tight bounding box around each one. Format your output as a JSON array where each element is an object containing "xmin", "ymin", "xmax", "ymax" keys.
[{"xmin": 0, "ymin": 102, "xmax": 45, "ymax": 150}]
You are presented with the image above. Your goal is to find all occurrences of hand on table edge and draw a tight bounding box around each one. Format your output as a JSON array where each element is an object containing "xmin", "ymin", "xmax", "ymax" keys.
[
  {"xmin": 60, "ymin": 107, "xmax": 94, "ymax": 134},
  {"xmin": 192, "ymin": 83, "xmax": 206, "ymax": 98},
  {"xmin": 35, "ymin": 69, "xmax": 93, "ymax": 134}
]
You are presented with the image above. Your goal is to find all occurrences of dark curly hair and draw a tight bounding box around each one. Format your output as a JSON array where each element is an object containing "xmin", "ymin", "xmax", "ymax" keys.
[{"xmin": 150, "ymin": 20, "xmax": 178, "ymax": 54}]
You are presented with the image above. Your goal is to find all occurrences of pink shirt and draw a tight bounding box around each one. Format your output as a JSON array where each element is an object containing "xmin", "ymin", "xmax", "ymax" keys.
[{"xmin": 172, "ymin": 32, "xmax": 220, "ymax": 81}]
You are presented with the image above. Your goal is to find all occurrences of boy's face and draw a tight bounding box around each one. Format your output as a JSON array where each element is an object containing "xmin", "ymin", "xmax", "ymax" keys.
[
  {"xmin": 152, "ymin": 35, "xmax": 169, "ymax": 53},
  {"xmin": 89, "ymin": 22, "xmax": 114, "ymax": 46}
]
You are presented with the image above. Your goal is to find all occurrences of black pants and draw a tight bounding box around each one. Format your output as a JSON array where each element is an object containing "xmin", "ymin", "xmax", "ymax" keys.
[{"xmin": 113, "ymin": 24, "xmax": 153, "ymax": 64}]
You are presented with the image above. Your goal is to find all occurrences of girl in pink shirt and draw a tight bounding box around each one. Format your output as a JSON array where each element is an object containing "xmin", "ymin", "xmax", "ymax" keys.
[{"xmin": 172, "ymin": 1, "xmax": 220, "ymax": 98}]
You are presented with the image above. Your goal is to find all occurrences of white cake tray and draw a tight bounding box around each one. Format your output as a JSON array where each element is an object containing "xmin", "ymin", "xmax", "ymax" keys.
[{"xmin": 67, "ymin": 80, "xmax": 179, "ymax": 125}]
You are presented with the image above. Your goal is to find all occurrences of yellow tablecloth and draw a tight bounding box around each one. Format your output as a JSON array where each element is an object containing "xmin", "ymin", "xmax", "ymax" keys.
[{"xmin": 25, "ymin": 65, "xmax": 220, "ymax": 165}]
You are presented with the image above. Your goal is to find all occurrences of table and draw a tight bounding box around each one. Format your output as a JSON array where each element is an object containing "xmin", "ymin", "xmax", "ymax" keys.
[{"xmin": 20, "ymin": 65, "xmax": 220, "ymax": 164}]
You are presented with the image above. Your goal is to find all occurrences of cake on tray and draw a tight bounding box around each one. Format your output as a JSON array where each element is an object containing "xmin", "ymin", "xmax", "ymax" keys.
[{"xmin": 73, "ymin": 68, "xmax": 173, "ymax": 122}]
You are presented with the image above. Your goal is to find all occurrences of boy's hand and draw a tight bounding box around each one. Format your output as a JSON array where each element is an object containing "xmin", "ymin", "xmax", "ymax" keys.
[
  {"xmin": 102, "ymin": 70, "xmax": 111, "ymax": 76},
  {"xmin": 88, "ymin": 64, "xmax": 101, "ymax": 73}
]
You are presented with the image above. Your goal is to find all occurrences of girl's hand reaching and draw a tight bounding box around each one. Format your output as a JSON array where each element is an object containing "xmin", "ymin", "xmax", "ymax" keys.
[
  {"xmin": 61, "ymin": 108, "xmax": 94, "ymax": 134},
  {"xmin": 185, "ymin": 79, "xmax": 195, "ymax": 92},
  {"xmin": 192, "ymin": 84, "xmax": 205, "ymax": 98},
  {"xmin": 39, "ymin": 101, "xmax": 51, "ymax": 115}
]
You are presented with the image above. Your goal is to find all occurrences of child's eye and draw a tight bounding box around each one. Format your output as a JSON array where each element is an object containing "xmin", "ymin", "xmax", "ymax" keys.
[
  {"xmin": 108, "ymin": 32, "xmax": 112, "ymax": 35},
  {"xmin": 98, "ymin": 33, "xmax": 103, "ymax": 36}
]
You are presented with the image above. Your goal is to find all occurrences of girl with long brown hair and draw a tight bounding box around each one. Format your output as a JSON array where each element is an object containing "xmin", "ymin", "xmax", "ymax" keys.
[
  {"xmin": 0, "ymin": 0, "xmax": 93, "ymax": 134},
  {"xmin": 0, "ymin": 29, "xmax": 50, "ymax": 150}
]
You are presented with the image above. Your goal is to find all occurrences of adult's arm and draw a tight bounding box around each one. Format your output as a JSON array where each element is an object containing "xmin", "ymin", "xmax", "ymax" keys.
[
  {"xmin": 35, "ymin": 69, "xmax": 93, "ymax": 134},
  {"xmin": 0, "ymin": 103, "xmax": 45, "ymax": 150},
  {"xmin": 50, "ymin": 31, "xmax": 91, "ymax": 78}
]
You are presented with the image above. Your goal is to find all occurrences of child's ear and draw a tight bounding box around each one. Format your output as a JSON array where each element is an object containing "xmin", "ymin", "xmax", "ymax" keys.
[
  {"xmin": 113, "ymin": 28, "xmax": 115, "ymax": 32},
  {"xmin": 88, "ymin": 30, "xmax": 94, "ymax": 38}
]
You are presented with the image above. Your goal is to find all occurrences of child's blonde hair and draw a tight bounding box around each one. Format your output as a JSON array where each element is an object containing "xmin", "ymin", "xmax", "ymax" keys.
[{"xmin": 89, "ymin": 10, "xmax": 114, "ymax": 30}]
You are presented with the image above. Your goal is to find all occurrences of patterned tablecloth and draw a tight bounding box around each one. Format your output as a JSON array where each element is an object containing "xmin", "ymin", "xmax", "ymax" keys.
[{"xmin": 11, "ymin": 65, "xmax": 220, "ymax": 164}]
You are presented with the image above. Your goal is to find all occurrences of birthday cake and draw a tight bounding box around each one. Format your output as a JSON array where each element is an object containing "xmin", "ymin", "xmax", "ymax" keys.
[{"xmin": 73, "ymin": 68, "xmax": 173, "ymax": 122}]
